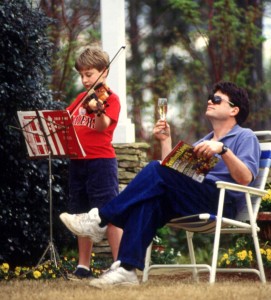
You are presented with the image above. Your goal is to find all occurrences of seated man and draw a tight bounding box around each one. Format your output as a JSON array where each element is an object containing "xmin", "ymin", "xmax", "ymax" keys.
[{"xmin": 60, "ymin": 81, "xmax": 260, "ymax": 288}]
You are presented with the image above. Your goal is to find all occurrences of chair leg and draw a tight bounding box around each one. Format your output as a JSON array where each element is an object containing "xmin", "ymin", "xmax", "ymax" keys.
[
  {"xmin": 244, "ymin": 192, "xmax": 267, "ymax": 283},
  {"xmin": 186, "ymin": 231, "xmax": 199, "ymax": 282},
  {"xmin": 252, "ymin": 230, "xmax": 266, "ymax": 283},
  {"xmin": 209, "ymin": 227, "xmax": 221, "ymax": 284},
  {"xmin": 209, "ymin": 188, "xmax": 225, "ymax": 284},
  {"xmin": 142, "ymin": 242, "xmax": 153, "ymax": 282}
]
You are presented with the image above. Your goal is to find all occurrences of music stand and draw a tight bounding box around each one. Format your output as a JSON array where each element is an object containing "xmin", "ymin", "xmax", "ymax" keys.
[{"xmin": 16, "ymin": 110, "xmax": 85, "ymax": 274}]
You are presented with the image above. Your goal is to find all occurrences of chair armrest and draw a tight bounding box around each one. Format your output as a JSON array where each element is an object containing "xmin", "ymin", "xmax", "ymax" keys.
[{"xmin": 216, "ymin": 181, "xmax": 267, "ymax": 197}]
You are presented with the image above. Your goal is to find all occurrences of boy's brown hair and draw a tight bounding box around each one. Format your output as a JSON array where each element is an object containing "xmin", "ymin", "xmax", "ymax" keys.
[{"xmin": 75, "ymin": 46, "xmax": 109, "ymax": 72}]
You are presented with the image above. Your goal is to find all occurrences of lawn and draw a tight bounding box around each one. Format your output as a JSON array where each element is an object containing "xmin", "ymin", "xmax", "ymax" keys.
[{"xmin": 1, "ymin": 269, "xmax": 271, "ymax": 300}]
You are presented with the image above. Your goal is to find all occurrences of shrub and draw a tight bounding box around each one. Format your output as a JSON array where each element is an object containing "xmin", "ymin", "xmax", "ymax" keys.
[{"xmin": 0, "ymin": 0, "xmax": 74, "ymax": 266}]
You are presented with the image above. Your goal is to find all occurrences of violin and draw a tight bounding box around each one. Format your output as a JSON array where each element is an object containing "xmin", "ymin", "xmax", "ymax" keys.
[{"xmin": 82, "ymin": 83, "xmax": 111, "ymax": 116}]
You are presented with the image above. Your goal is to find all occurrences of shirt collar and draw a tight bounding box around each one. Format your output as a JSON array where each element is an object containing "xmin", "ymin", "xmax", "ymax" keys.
[{"xmin": 203, "ymin": 124, "xmax": 241, "ymax": 141}]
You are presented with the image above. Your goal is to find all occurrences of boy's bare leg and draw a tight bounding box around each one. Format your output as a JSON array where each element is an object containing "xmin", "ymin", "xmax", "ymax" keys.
[
  {"xmin": 107, "ymin": 224, "xmax": 123, "ymax": 261},
  {"xmin": 78, "ymin": 236, "xmax": 93, "ymax": 267}
]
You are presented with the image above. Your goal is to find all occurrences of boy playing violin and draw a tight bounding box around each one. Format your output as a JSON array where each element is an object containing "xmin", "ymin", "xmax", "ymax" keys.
[{"xmin": 65, "ymin": 46, "xmax": 122, "ymax": 280}]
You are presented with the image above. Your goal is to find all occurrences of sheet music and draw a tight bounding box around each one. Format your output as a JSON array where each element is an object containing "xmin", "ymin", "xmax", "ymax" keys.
[{"xmin": 17, "ymin": 110, "xmax": 86, "ymax": 158}]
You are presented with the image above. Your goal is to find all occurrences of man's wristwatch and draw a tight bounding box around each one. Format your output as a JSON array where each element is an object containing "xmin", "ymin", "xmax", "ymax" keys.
[{"xmin": 219, "ymin": 144, "xmax": 228, "ymax": 155}]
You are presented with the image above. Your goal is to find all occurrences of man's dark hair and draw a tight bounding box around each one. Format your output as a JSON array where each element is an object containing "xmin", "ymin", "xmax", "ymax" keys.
[{"xmin": 212, "ymin": 81, "xmax": 249, "ymax": 125}]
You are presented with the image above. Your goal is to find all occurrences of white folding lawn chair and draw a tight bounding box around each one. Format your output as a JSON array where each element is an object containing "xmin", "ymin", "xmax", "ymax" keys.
[{"xmin": 143, "ymin": 131, "xmax": 271, "ymax": 284}]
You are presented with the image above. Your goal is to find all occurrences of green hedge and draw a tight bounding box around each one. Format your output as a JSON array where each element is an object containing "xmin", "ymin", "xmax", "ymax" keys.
[{"xmin": 0, "ymin": 0, "xmax": 75, "ymax": 267}]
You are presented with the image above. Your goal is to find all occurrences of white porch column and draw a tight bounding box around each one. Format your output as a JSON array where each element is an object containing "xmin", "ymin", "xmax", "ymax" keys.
[{"xmin": 100, "ymin": 0, "xmax": 135, "ymax": 143}]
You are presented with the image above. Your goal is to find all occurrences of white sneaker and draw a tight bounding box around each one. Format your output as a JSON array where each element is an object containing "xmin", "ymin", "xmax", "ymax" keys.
[
  {"xmin": 89, "ymin": 261, "xmax": 139, "ymax": 288},
  {"xmin": 59, "ymin": 208, "xmax": 107, "ymax": 243}
]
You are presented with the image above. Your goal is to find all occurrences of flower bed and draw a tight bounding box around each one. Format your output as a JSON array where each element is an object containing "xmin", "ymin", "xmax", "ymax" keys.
[
  {"xmin": 260, "ymin": 186, "xmax": 271, "ymax": 212},
  {"xmin": 0, "ymin": 254, "xmax": 105, "ymax": 281},
  {"xmin": 219, "ymin": 237, "xmax": 271, "ymax": 268}
]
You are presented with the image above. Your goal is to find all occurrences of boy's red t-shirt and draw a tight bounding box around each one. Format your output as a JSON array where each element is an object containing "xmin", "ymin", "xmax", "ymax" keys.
[{"xmin": 67, "ymin": 90, "xmax": 120, "ymax": 159}]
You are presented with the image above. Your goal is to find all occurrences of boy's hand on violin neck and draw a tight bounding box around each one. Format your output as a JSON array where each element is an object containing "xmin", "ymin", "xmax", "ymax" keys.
[{"xmin": 86, "ymin": 99, "xmax": 103, "ymax": 110}]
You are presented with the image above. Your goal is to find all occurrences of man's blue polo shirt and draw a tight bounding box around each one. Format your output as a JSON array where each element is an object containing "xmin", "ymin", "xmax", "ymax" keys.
[{"xmin": 194, "ymin": 125, "xmax": 261, "ymax": 211}]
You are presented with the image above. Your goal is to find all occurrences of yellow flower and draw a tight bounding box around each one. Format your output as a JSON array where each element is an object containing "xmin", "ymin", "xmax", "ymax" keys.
[
  {"xmin": 33, "ymin": 270, "xmax": 42, "ymax": 279},
  {"xmin": 260, "ymin": 248, "xmax": 266, "ymax": 255},
  {"xmin": 262, "ymin": 189, "xmax": 271, "ymax": 201},
  {"xmin": 0, "ymin": 263, "xmax": 9, "ymax": 273},
  {"xmin": 248, "ymin": 250, "xmax": 253, "ymax": 261},
  {"xmin": 237, "ymin": 250, "xmax": 247, "ymax": 261},
  {"xmin": 15, "ymin": 266, "xmax": 21, "ymax": 276},
  {"xmin": 261, "ymin": 189, "xmax": 271, "ymax": 209},
  {"xmin": 219, "ymin": 252, "xmax": 230, "ymax": 265},
  {"xmin": 220, "ymin": 253, "xmax": 228, "ymax": 262},
  {"xmin": 266, "ymin": 249, "xmax": 271, "ymax": 261}
]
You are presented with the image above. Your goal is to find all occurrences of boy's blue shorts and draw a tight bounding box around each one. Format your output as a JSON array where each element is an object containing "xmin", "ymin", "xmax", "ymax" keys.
[{"xmin": 68, "ymin": 158, "xmax": 119, "ymax": 214}]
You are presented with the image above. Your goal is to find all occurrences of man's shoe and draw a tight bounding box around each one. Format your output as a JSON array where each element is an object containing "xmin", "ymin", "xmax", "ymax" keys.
[
  {"xmin": 89, "ymin": 261, "xmax": 139, "ymax": 288},
  {"xmin": 67, "ymin": 267, "xmax": 94, "ymax": 281},
  {"xmin": 59, "ymin": 208, "xmax": 107, "ymax": 243}
]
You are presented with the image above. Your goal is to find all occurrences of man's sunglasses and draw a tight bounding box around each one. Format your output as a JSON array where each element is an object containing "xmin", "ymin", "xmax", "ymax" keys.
[{"xmin": 208, "ymin": 94, "xmax": 235, "ymax": 107}]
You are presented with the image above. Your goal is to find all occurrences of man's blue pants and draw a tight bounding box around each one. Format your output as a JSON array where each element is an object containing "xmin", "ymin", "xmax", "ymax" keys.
[{"xmin": 100, "ymin": 161, "xmax": 235, "ymax": 270}]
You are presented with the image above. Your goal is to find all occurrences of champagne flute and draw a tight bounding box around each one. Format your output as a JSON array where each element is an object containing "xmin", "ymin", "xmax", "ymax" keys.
[
  {"xmin": 158, "ymin": 98, "xmax": 168, "ymax": 120},
  {"xmin": 157, "ymin": 98, "xmax": 168, "ymax": 134}
]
